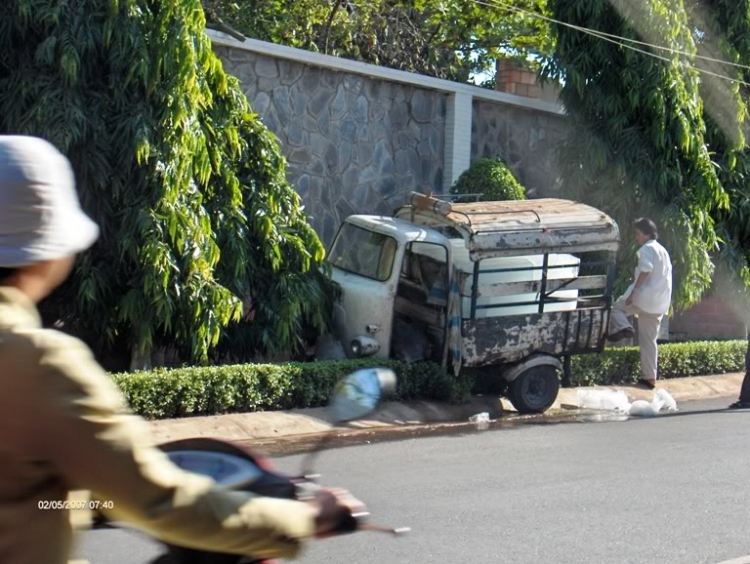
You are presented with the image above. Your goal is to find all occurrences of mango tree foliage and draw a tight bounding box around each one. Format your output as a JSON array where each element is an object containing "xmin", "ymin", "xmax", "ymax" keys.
[
  {"xmin": 693, "ymin": 1, "xmax": 750, "ymax": 376},
  {"xmin": 690, "ymin": 1, "xmax": 750, "ymax": 283},
  {"xmin": 541, "ymin": 0, "xmax": 729, "ymax": 308},
  {"xmin": 0, "ymin": 0, "xmax": 332, "ymax": 367},
  {"xmin": 202, "ymin": 0, "xmax": 553, "ymax": 83},
  {"xmin": 696, "ymin": 0, "xmax": 750, "ymax": 385}
]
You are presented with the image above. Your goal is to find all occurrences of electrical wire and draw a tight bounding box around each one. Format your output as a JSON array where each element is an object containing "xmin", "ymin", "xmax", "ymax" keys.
[
  {"xmin": 470, "ymin": 0, "xmax": 750, "ymax": 87},
  {"xmin": 473, "ymin": 0, "xmax": 750, "ymax": 72}
]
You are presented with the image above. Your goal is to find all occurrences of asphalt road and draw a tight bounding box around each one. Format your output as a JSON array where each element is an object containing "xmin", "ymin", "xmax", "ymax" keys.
[{"xmin": 76, "ymin": 398, "xmax": 750, "ymax": 564}]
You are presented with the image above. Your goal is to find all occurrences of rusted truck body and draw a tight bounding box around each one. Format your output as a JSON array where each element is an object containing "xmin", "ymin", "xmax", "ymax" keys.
[{"xmin": 323, "ymin": 193, "xmax": 620, "ymax": 413}]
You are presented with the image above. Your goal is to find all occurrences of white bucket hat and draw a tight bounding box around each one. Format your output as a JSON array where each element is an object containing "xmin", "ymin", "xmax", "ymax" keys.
[{"xmin": 0, "ymin": 135, "xmax": 99, "ymax": 267}]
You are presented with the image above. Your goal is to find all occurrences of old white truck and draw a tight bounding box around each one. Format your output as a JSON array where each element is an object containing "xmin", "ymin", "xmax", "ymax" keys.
[{"xmin": 321, "ymin": 193, "xmax": 621, "ymax": 413}]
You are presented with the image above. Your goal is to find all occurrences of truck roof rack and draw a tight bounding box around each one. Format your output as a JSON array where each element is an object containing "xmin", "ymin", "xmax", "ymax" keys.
[{"xmin": 397, "ymin": 192, "xmax": 620, "ymax": 258}]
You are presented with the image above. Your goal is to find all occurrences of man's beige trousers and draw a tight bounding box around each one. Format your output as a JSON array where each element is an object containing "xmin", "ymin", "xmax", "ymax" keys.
[{"xmin": 609, "ymin": 296, "xmax": 663, "ymax": 380}]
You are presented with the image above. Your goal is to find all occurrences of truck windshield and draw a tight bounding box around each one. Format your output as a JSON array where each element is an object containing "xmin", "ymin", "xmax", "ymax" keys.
[{"xmin": 329, "ymin": 223, "xmax": 397, "ymax": 282}]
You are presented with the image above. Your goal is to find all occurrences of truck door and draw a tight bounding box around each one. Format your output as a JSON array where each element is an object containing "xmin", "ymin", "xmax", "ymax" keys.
[
  {"xmin": 392, "ymin": 241, "xmax": 451, "ymax": 363},
  {"xmin": 328, "ymin": 222, "xmax": 400, "ymax": 359}
]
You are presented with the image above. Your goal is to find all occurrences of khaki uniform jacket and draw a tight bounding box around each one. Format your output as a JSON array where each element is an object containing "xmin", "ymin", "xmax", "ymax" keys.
[{"xmin": 0, "ymin": 287, "xmax": 316, "ymax": 564}]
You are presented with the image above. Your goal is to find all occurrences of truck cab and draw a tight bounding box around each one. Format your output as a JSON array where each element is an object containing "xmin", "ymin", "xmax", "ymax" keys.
[{"xmin": 327, "ymin": 215, "xmax": 453, "ymax": 363}]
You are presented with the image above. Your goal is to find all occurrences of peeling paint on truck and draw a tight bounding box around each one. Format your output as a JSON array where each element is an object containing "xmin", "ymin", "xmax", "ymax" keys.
[{"xmin": 327, "ymin": 194, "xmax": 619, "ymax": 405}]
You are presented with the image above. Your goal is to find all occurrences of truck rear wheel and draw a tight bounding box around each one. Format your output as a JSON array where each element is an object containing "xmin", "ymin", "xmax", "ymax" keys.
[{"xmin": 508, "ymin": 365, "xmax": 560, "ymax": 414}]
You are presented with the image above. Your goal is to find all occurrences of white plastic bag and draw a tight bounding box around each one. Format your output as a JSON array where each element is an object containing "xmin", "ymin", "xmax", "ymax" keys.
[
  {"xmin": 577, "ymin": 390, "xmax": 603, "ymax": 409},
  {"xmin": 578, "ymin": 388, "xmax": 677, "ymax": 417},
  {"xmin": 655, "ymin": 389, "xmax": 678, "ymax": 412},
  {"xmin": 577, "ymin": 390, "xmax": 630, "ymax": 412},
  {"xmin": 600, "ymin": 390, "xmax": 631, "ymax": 412},
  {"xmin": 469, "ymin": 412, "xmax": 490, "ymax": 423},
  {"xmin": 627, "ymin": 400, "xmax": 660, "ymax": 417},
  {"xmin": 469, "ymin": 412, "xmax": 490, "ymax": 430},
  {"xmin": 627, "ymin": 390, "xmax": 677, "ymax": 417}
]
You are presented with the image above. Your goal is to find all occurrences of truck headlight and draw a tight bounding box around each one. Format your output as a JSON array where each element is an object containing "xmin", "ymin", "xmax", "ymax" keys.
[{"xmin": 351, "ymin": 336, "xmax": 380, "ymax": 358}]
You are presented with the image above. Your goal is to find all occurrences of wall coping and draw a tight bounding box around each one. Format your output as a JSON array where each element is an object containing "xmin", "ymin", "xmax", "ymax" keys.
[{"xmin": 208, "ymin": 30, "xmax": 565, "ymax": 116}]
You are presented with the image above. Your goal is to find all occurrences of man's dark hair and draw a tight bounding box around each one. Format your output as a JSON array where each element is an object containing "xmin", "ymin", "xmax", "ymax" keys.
[
  {"xmin": 634, "ymin": 218, "xmax": 658, "ymax": 239},
  {"xmin": 0, "ymin": 267, "xmax": 18, "ymax": 284}
]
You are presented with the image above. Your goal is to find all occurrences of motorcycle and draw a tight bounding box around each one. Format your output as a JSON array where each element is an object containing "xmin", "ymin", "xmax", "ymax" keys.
[{"xmin": 95, "ymin": 367, "xmax": 408, "ymax": 564}]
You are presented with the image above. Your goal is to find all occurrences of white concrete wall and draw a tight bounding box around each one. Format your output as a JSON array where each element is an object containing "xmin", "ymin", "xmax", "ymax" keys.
[{"xmin": 444, "ymin": 93, "xmax": 473, "ymax": 190}]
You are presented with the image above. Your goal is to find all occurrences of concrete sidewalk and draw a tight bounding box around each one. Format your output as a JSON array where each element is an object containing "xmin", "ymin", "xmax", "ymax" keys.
[{"xmin": 147, "ymin": 372, "xmax": 745, "ymax": 445}]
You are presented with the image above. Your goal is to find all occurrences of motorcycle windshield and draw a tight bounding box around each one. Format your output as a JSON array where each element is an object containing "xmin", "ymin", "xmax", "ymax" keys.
[{"xmin": 166, "ymin": 450, "xmax": 265, "ymax": 486}]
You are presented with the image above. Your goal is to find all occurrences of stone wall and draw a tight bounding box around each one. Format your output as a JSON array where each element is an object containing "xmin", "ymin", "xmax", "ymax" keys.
[
  {"xmin": 214, "ymin": 38, "xmax": 743, "ymax": 344},
  {"xmin": 471, "ymin": 100, "xmax": 566, "ymax": 198},
  {"xmin": 216, "ymin": 46, "xmax": 447, "ymax": 246}
]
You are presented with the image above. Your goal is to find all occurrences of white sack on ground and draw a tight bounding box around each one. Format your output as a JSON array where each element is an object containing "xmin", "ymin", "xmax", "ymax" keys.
[
  {"xmin": 577, "ymin": 389, "xmax": 630, "ymax": 412},
  {"xmin": 577, "ymin": 388, "xmax": 678, "ymax": 417}
]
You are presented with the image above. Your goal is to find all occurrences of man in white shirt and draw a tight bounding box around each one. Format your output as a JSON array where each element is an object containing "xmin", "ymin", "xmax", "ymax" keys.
[{"xmin": 608, "ymin": 218, "xmax": 673, "ymax": 389}]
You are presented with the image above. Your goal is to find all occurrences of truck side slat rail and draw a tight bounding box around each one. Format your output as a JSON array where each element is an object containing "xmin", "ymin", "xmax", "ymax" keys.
[{"xmin": 461, "ymin": 275, "xmax": 608, "ymax": 298}]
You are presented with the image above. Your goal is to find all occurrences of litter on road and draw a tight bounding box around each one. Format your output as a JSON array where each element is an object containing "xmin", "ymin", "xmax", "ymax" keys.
[
  {"xmin": 577, "ymin": 388, "xmax": 678, "ymax": 417},
  {"xmin": 469, "ymin": 412, "xmax": 490, "ymax": 430}
]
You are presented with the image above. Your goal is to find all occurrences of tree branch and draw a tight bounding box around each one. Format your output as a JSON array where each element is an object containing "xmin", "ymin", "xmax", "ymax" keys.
[{"xmin": 323, "ymin": 0, "xmax": 344, "ymax": 55}]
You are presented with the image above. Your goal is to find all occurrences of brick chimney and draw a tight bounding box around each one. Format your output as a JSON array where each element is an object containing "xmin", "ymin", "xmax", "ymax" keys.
[{"xmin": 495, "ymin": 59, "xmax": 541, "ymax": 99}]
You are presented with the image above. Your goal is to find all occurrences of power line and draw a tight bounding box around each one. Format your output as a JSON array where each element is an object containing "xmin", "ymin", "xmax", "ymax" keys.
[
  {"xmin": 589, "ymin": 24, "xmax": 750, "ymax": 88},
  {"xmin": 477, "ymin": 0, "xmax": 750, "ymax": 71},
  {"xmin": 471, "ymin": 0, "xmax": 750, "ymax": 82}
]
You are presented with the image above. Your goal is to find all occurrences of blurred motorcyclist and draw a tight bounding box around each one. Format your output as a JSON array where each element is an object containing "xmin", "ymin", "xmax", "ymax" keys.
[{"xmin": 0, "ymin": 135, "xmax": 356, "ymax": 564}]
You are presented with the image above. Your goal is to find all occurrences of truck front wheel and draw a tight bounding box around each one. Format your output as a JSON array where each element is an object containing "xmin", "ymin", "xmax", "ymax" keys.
[{"xmin": 508, "ymin": 365, "xmax": 560, "ymax": 414}]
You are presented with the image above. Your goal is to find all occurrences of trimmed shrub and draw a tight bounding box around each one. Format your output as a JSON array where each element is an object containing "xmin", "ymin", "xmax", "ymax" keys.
[
  {"xmin": 111, "ymin": 359, "xmax": 471, "ymax": 420},
  {"xmin": 110, "ymin": 340, "xmax": 747, "ymax": 419},
  {"xmin": 570, "ymin": 340, "xmax": 747, "ymax": 387},
  {"xmin": 450, "ymin": 158, "xmax": 526, "ymax": 202}
]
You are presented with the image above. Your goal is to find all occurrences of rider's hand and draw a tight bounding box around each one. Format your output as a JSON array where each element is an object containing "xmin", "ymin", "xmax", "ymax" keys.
[{"xmin": 306, "ymin": 488, "xmax": 364, "ymax": 538}]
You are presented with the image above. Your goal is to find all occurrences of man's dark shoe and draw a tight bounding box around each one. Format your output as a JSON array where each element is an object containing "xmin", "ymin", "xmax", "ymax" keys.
[
  {"xmin": 728, "ymin": 400, "xmax": 750, "ymax": 410},
  {"xmin": 608, "ymin": 328, "xmax": 635, "ymax": 342},
  {"xmin": 637, "ymin": 378, "xmax": 656, "ymax": 390}
]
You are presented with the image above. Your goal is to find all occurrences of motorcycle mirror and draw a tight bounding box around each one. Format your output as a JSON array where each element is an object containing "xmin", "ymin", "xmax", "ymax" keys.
[
  {"xmin": 301, "ymin": 368, "xmax": 396, "ymax": 479},
  {"xmin": 327, "ymin": 368, "xmax": 397, "ymax": 424}
]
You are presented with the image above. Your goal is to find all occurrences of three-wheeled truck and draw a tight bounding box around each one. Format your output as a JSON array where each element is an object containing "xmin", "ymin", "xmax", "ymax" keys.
[{"xmin": 322, "ymin": 193, "xmax": 621, "ymax": 413}]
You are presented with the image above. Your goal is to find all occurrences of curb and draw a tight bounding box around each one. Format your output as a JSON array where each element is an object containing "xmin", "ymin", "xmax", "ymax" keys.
[
  {"xmin": 550, "ymin": 372, "xmax": 744, "ymax": 410},
  {"xmin": 147, "ymin": 372, "xmax": 745, "ymax": 445}
]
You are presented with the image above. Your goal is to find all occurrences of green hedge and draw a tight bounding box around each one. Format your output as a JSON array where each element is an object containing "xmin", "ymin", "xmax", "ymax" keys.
[
  {"xmin": 111, "ymin": 341, "xmax": 746, "ymax": 420},
  {"xmin": 570, "ymin": 340, "xmax": 747, "ymax": 387},
  {"xmin": 111, "ymin": 359, "xmax": 472, "ymax": 420}
]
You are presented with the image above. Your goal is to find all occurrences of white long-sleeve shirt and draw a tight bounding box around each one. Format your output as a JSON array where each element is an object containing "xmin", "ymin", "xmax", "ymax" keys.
[{"xmin": 624, "ymin": 239, "xmax": 672, "ymax": 315}]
